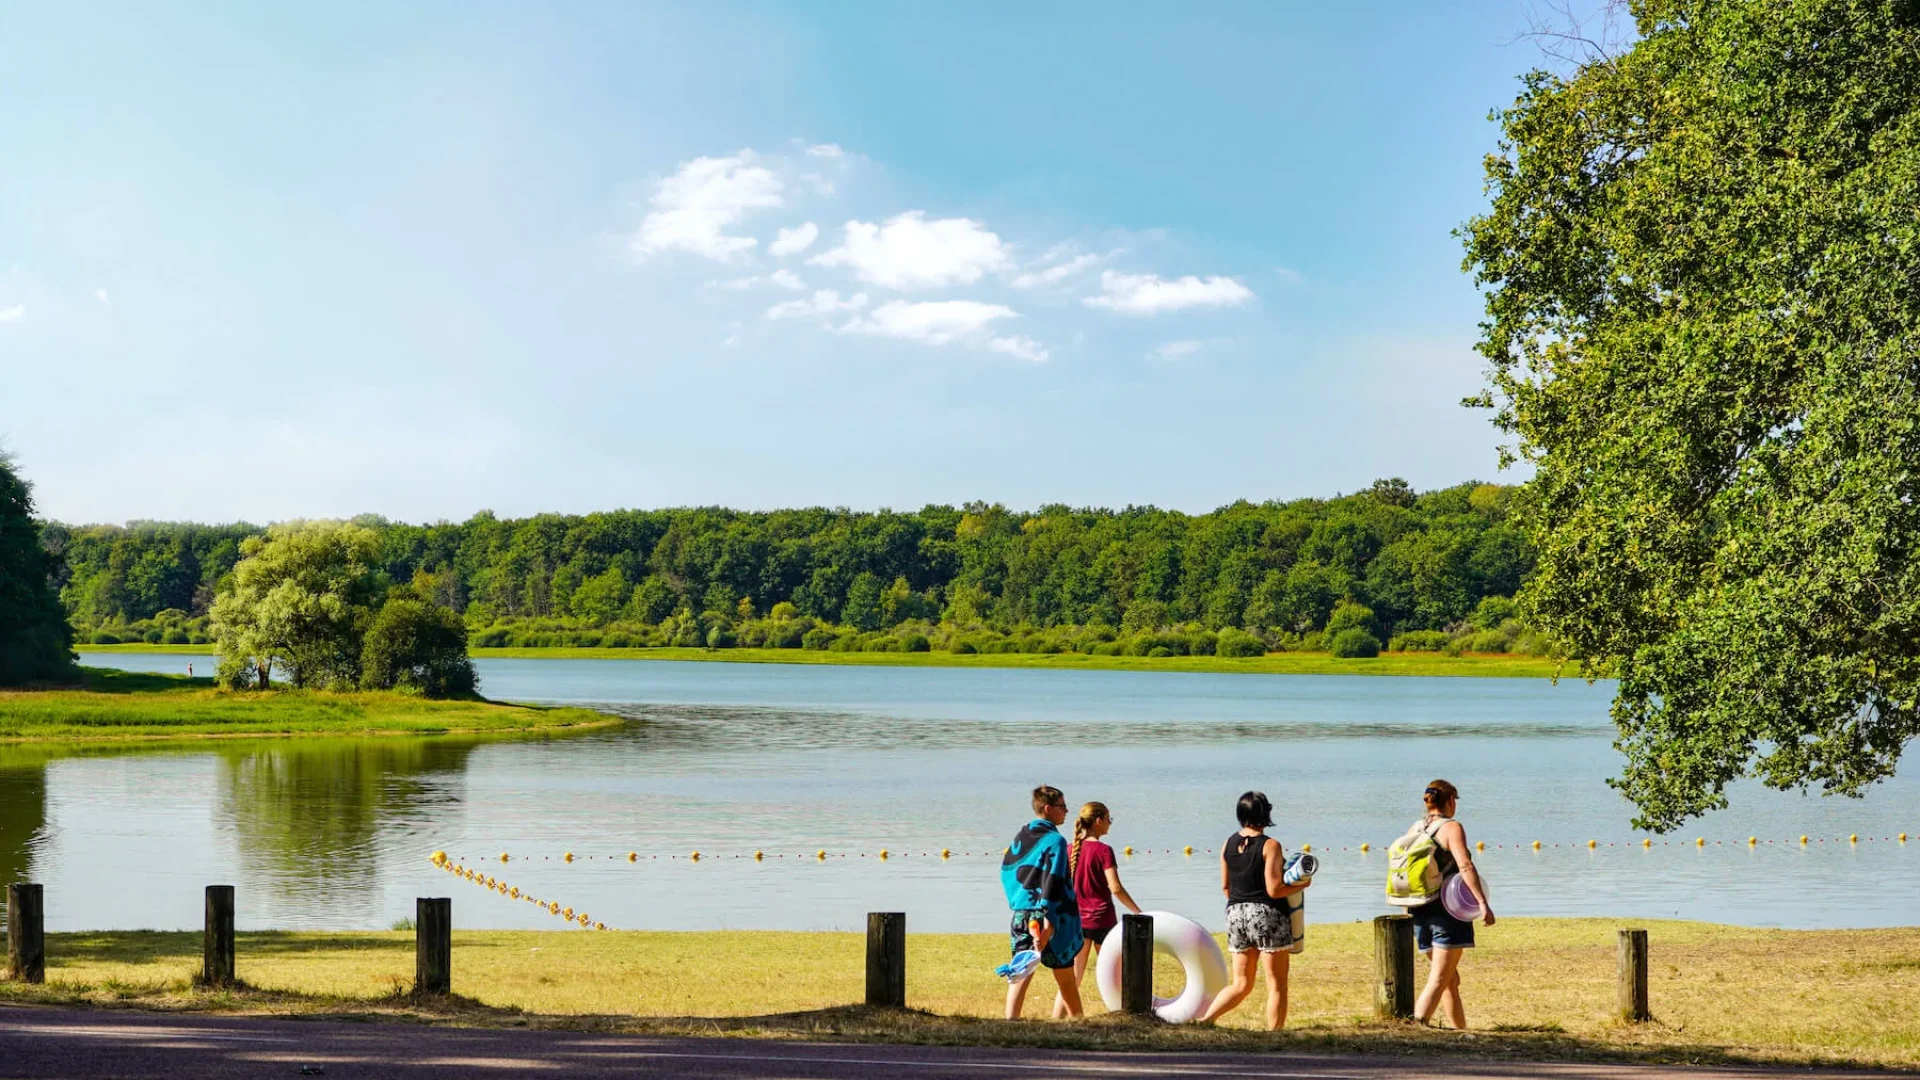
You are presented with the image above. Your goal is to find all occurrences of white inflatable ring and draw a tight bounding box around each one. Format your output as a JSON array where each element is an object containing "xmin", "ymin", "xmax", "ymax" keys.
[{"xmin": 1093, "ymin": 910, "xmax": 1229, "ymax": 1023}]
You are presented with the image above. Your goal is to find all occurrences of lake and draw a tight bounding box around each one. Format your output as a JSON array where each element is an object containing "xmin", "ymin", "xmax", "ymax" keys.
[{"xmin": 9, "ymin": 652, "xmax": 1915, "ymax": 933}]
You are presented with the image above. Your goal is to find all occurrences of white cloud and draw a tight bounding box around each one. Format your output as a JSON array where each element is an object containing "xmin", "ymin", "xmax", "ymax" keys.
[
  {"xmin": 839, "ymin": 300, "xmax": 1016, "ymax": 345},
  {"xmin": 715, "ymin": 268, "xmax": 807, "ymax": 291},
  {"xmin": 768, "ymin": 222, "xmax": 819, "ymax": 258},
  {"xmin": 987, "ymin": 335, "xmax": 1049, "ymax": 363},
  {"xmin": 630, "ymin": 151, "xmax": 783, "ymax": 262},
  {"xmin": 1012, "ymin": 252, "xmax": 1100, "ymax": 289},
  {"xmin": 768, "ymin": 268, "xmax": 806, "ymax": 291},
  {"xmin": 0, "ymin": 304, "xmax": 21, "ymax": 322},
  {"xmin": 805, "ymin": 143, "xmax": 846, "ymax": 159},
  {"xmin": 766, "ymin": 289, "xmax": 868, "ymax": 320},
  {"xmin": 1153, "ymin": 339, "xmax": 1207, "ymax": 361},
  {"xmin": 810, "ymin": 212, "xmax": 1010, "ymax": 290},
  {"xmin": 1084, "ymin": 270, "xmax": 1254, "ymax": 315},
  {"xmin": 801, "ymin": 173, "xmax": 836, "ymax": 196},
  {"xmin": 94, "ymin": 288, "xmax": 110, "ymax": 305}
]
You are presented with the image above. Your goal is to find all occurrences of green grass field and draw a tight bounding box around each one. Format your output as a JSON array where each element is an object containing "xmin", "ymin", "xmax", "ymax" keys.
[
  {"xmin": 73, "ymin": 643, "xmax": 1574, "ymax": 678},
  {"xmin": 0, "ymin": 919, "xmax": 1909, "ymax": 1066},
  {"xmin": 0, "ymin": 667, "xmax": 617, "ymax": 742}
]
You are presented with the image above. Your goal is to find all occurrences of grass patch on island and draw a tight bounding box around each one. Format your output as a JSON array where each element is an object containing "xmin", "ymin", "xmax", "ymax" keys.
[
  {"xmin": 3, "ymin": 919, "xmax": 1912, "ymax": 1067},
  {"xmin": 0, "ymin": 667, "xmax": 618, "ymax": 742}
]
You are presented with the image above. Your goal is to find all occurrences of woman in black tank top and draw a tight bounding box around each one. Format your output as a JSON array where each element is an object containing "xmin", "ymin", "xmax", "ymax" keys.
[{"xmin": 1196, "ymin": 791, "xmax": 1311, "ymax": 1030}]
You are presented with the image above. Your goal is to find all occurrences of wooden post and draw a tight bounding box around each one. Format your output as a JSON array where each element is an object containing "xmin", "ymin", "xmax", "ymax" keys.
[
  {"xmin": 202, "ymin": 885, "xmax": 235, "ymax": 988},
  {"xmin": 6, "ymin": 884, "xmax": 44, "ymax": 984},
  {"xmin": 864, "ymin": 912, "xmax": 905, "ymax": 1007},
  {"xmin": 1617, "ymin": 928, "xmax": 1650, "ymax": 1022},
  {"xmin": 1373, "ymin": 914, "xmax": 1414, "ymax": 1020},
  {"xmin": 1120, "ymin": 912, "xmax": 1154, "ymax": 1015},
  {"xmin": 415, "ymin": 898, "xmax": 450, "ymax": 995}
]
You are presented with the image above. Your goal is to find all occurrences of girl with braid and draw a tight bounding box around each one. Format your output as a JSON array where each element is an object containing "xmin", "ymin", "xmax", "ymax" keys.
[{"xmin": 1052, "ymin": 801, "xmax": 1142, "ymax": 1017}]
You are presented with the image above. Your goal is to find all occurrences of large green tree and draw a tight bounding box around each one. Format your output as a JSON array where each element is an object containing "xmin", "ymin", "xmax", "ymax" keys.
[
  {"xmin": 0, "ymin": 455, "xmax": 75, "ymax": 685},
  {"xmin": 1464, "ymin": 0, "xmax": 1920, "ymax": 829},
  {"xmin": 212, "ymin": 522, "xmax": 383, "ymax": 689}
]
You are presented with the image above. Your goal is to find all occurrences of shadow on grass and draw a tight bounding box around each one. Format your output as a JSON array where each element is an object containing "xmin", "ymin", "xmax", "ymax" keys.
[
  {"xmin": 0, "ymin": 981, "xmax": 1871, "ymax": 1071},
  {"xmin": 70, "ymin": 668, "xmax": 214, "ymax": 694},
  {"xmin": 50, "ymin": 931, "xmax": 421, "ymax": 965}
]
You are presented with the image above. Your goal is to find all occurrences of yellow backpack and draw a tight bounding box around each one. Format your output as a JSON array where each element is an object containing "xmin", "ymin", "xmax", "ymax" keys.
[{"xmin": 1384, "ymin": 818, "xmax": 1447, "ymax": 907}]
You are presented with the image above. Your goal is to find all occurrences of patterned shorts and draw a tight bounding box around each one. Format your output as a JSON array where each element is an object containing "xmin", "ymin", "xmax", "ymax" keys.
[
  {"xmin": 1225, "ymin": 902, "xmax": 1295, "ymax": 953},
  {"xmin": 1010, "ymin": 909, "xmax": 1083, "ymax": 969}
]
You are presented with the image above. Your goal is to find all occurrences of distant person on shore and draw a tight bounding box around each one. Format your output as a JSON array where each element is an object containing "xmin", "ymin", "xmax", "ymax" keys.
[
  {"xmin": 1404, "ymin": 778, "xmax": 1494, "ymax": 1028},
  {"xmin": 1000, "ymin": 785, "xmax": 1084, "ymax": 1019},
  {"xmin": 1198, "ymin": 790, "xmax": 1310, "ymax": 1029},
  {"xmin": 1052, "ymin": 800, "xmax": 1141, "ymax": 1018}
]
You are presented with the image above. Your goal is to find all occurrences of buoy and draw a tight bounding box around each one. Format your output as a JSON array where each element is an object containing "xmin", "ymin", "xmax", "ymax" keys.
[
  {"xmin": 627, "ymin": 852, "xmax": 637, "ymax": 862},
  {"xmin": 879, "ymin": 849, "xmax": 889, "ymax": 860},
  {"xmin": 1643, "ymin": 838, "xmax": 1652, "ymax": 848},
  {"xmin": 563, "ymin": 907, "xmax": 574, "ymax": 920},
  {"xmin": 1901, "ymin": 833, "xmax": 1909, "ymax": 843},
  {"xmin": 1748, "ymin": 837, "xmax": 1757, "ymax": 846},
  {"xmin": 595, "ymin": 923, "xmax": 606, "ymax": 931},
  {"xmin": 1800, "ymin": 835, "xmax": 1809, "ymax": 845},
  {"xmin": 510, "ymin": 888, "xmax": 520, "ymax": 899},
  {"xmin": 754, "ymin": 850, "xmax": 764, "ymax": 861},
  {"xmin": 1124, "ymin": 846, "xmax": 1134, "ymax": 856},
  {"xmin": 817, "ymin": 849, "xmax": 827, "ymax": 860},
  {"xmin": 1587, "ymin": 839, "xmax": 1597, "ymax": 849},
  {"xmin": 431, "ymin": 851, "xmax": 446, "ymax": 863},
  {"xmin": 1301, "ymin": 844, "xmax": 1312, "ymax": 853},
  {"xmin": 500, "ymin": 853, "xmax": 509, "ymax": 863},
  {"xmin": 1696, "ymin": 838, "xmax": 1705, "ymax": 847},
  {"xmin": 690, "ymin": 851, "xmax": 700, "ymax": 861},
  {"xmin": 1850, "ymin": 834, "xmax": 1858, "ymax": 843},
  {"xmin": 1531, "ymin": 840, "xmax": 1541, "ymax": 850},
  {"xmin": 1183, "ymin": 845, "xmax": 1193, "ymax": 856},
  {"xmin": 564, "ymin": 852, "xmax": 574, "ymax": 863},
  {"xmin": 941, "ymin": 848, "xmax": 951, "ymax": 859},
  {"xmin": 1475, "ymin": 841, "xmax": 1485, "ymax": 852}
]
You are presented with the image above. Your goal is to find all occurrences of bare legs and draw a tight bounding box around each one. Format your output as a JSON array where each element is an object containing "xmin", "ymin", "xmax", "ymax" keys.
[
  {"xmin": 1053, "ymin": 938, "xmax": 1096, "ymax": 1019},
  {"xmin": 1260, "ymin": 949, "xmax": 1290, "ymax": 1030},
  {"xmin": 1414, "ymin": 946, "xmax": 1467, "ymax": 1029},
  {"xmin": 1199, "ymin": 948, "xmax": 1256, "ymax": 1023},
  {"xmin": 1010, "ymin": 963, "xmax": 1083, "ymax": 1020}
]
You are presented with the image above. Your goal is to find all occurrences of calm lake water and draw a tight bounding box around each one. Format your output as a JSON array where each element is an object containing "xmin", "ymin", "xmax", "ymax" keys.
[{"xmin": 9, "ymin": 653, "xmax": 1916, "ymax": 933}]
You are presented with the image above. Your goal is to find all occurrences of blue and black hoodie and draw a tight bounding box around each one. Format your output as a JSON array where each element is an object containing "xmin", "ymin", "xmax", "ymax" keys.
[{"xmin": 1000, "ymin": 817, "xmax": 1076, "ymax": 921}]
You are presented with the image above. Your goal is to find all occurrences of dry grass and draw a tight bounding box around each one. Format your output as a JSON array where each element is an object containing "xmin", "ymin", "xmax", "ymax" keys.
[{"xmin": 2, "ymin": 919, "xmax": 1914, "ymax": 1067}]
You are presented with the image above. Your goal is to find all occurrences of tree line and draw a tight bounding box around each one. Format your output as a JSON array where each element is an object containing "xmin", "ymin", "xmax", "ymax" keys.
[{"xmin": 39, "ymin": 478, "xmax": 1539, "ymax": 658}]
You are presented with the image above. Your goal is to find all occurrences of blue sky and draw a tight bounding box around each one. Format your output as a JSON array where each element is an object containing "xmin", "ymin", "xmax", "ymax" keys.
[{"xmin": 2, "ymin": 2, "xmax": 1551, "ymax": 524}]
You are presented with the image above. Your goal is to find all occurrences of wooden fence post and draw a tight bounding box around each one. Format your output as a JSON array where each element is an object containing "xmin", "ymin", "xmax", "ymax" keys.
[
  {"xmin": 1120, "ymin": 912, "xmax": 1154, "ymax": 1015},
  {"xmin": 1617, "ymin": 928, "xmax": 1650, "ymax": 1022},
  {"xmin": 6, "ymin": 884, "xmax": 43, "ymax": 984},
  {"xmin": 203, "ymin": 885, "xmax": 235, "ymax": 988},
  {"xmin": 415, "ymin": 898, "xmax": 451, "ymax": 995},
  {"xmin": 864, "ymin": 911, "xmax": 905, "ymax": 1007},
  {"xmin": 1373, "ymin": 914, "xmax": 1414, "ymax": 1020}
]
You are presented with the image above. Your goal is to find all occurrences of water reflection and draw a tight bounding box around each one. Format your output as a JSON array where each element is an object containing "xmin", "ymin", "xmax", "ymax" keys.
[
  {"xmin": 215, "ymin": 739, "xmax": 481, "ymax": 913},
  {"xmin": 0, "ymin": 762, "xmax": 46, "ymax": 891}
]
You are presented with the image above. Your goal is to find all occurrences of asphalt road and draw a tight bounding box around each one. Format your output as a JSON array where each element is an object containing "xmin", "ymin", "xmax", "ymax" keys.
[{"xmin": 0, "ymin": 1007, "xmax": 1888, "ymax": 1080}]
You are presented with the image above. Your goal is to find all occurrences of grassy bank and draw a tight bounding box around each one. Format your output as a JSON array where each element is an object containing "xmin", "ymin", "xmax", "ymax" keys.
[
  {"xmin": 1, "ymin": 919, "xmax": 1909, "ymax": 1067},
  {"xmin": 0, "ymin": 668, "xmax": 618, "ymax": 742},
  {"xmin": 73, "ymin": 642, "xmax": 1575, "ymax": 678}
]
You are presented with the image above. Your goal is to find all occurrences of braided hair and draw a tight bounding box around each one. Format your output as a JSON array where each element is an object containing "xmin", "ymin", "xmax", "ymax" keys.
[{"xmin": 1070, "ymin": 801, "xmax": 1109, "ymax": 874}]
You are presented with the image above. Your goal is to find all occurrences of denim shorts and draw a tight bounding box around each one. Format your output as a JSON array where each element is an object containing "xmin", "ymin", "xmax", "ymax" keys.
[
  {"xmin": 1411, "ymin": 899, "xmax": 1475, "ymax": 951},
  {"xmin": 1010, "ymin": 909, "xmax": 1083, "ymax": 969}
]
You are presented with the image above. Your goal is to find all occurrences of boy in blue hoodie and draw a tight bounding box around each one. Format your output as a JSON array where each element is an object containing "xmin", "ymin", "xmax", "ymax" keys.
[{"xmin": 1000, "ymin": 785, "xmax": 1084, "ymax": 1019}]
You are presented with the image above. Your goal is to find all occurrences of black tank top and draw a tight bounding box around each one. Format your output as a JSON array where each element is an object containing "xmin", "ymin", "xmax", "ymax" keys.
[
  {"xmin": 1224, "ymin": 832, "xmax": 1284, "ymax": 908},
  {"xmin": 1423, "ymin": 815, "xmax": 1460, "ymax": 878}
]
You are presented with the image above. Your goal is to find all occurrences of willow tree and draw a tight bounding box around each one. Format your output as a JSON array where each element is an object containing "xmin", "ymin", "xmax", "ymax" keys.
[
  {"xmin": 212, "ymin": 521, "xmax": 382, "ymax": 690},
  {"xmin": 1465, "ymin": 1, "xmax": 1920, "ymax": 829}
]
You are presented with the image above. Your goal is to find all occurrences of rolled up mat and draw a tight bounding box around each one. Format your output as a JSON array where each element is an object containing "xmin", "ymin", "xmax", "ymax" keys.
[{"xmin": 1282, "ymin": 852, "xmax": 1318, "ymax": 953}]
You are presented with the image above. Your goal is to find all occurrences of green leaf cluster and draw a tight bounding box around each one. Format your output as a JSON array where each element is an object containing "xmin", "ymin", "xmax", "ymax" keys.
[{"xmin": 1464, "ymin": 0, "xmax": 1920, "ymax": 828}]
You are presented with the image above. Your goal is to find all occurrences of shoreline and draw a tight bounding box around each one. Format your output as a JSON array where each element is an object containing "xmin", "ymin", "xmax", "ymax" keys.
[
  {"xmin": 74, "ymin": 643, "xmax": 1581, "ymax": 679},
  {"xmin": 0, "ymin": 668, "xmax": 621, "ymax": 744}
]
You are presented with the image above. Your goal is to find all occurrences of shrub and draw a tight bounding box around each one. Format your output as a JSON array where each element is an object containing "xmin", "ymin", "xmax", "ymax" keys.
[
  {"xmin": 1390, "ymin": 630, "xmax": 1450, "ymax": 652},
  {"xmin": 1216, "ymin": 628, "xmax": 1265, "ymax": 658},
  {"xmin": 1092, "ymin": 642, "xmax": 1122, "ymax": 656},
  {"xmin": 143, "ymin": 628, "xmax": 164, "ymax": 644},
  {"xmin": 1147, "ymin": 646, "xmax": 1175, "ymax": 658},
  {"xmin": 470, "ymin": 626, "xmax": 510, "ymax": 648},
  {"xmin": 360, "ymin": 599, "xmax": 477, "ymax": 697},
  {"xmin": 1186, "ymin": 630, "xmax": 1218, "ymax": 656},
  {"xmin": 162, "ymin": 629, "xmax": 190, "ymax": 645},
  {"xmin": 1325, "ymin": 602, "xmax": 1379, "ymax": 638},
  {"xmin": 89, "ymin": 630, "xmax": 122, "ymax": 645},
  {"xmin": 949, "ymin": 638, "xmax": 978, "ymax": 654},
  {"xmin": 1329, "ymin": 628, "xmax": 1382, "ymax": 658},
  {"xmin": 801, "ymin": 627, "xmax": 835, "ymax": 650},
  {"xmin": 900, "ymin": 633, "xmax": 931, "ymax": 653}
]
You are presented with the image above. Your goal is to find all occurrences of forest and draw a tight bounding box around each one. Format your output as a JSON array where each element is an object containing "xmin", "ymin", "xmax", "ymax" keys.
[{"xmin": 41, "ymin": 478, "xmax": 1543, "ymax": 658}]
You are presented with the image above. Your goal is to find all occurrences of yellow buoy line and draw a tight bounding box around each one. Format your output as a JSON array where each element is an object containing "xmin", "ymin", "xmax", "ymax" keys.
[
  {"xmin": 429, "ymin": 851, "xmax": 609, "ymax": 930},
  {"xmin": 438, "ymin": 832, "xmax": 1910, "ymax": 867}
]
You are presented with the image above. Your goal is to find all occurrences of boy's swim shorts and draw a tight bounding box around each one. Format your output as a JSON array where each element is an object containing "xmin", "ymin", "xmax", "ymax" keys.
[{"xmin": 1009, "ymin": 908, "xmax": 1083, "ymax": 969}]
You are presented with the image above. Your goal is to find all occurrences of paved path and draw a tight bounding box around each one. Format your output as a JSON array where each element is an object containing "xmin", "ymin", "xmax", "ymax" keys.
[{"xmin": 0, "ymin": 1006, "xmax": 1888, "ymax": 1080}]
